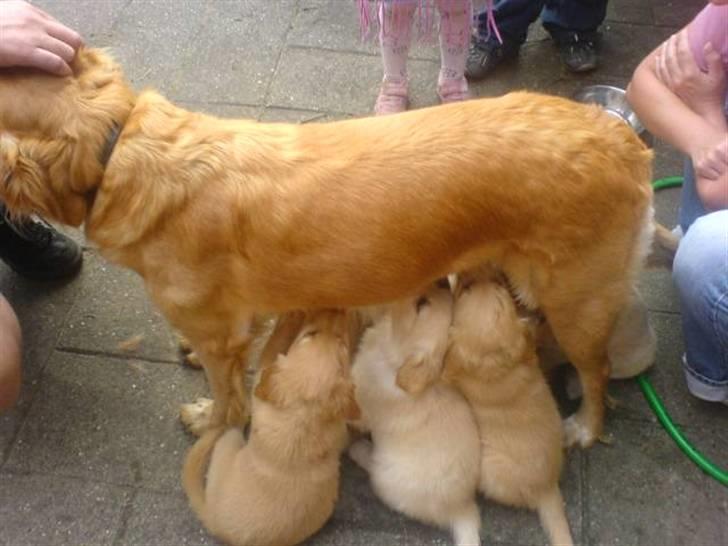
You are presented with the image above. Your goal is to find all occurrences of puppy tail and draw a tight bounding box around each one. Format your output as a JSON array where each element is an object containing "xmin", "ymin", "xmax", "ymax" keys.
[
  {"xmin": 646, "ymin": 222, "xmax": 679, "ymax": 269},
  {"xmin": 182, "ymin": 426, "xmax": 227, "ymax": 520},
  {"xmin": 451, "ymin": 502, "xmax": 481, "ymax": 546},
  {"xmin": 536, "ymin": 487, "xmax": 573, "ymax": 546}
]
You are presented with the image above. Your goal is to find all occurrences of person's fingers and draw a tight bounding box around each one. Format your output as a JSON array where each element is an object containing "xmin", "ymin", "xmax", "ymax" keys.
[
  {"xmin": 665, "ymin": 33, "xmax": 679, "ymax": 74},
  {"xmin": 674, "ymin": 29, "xmax": 693, "ymax": 72},
  {"xmin": 703, "ymin": 42, "xmax": 725, "ymax": 79},
  {"xmin": 26, "ymin": 47, "xmax": 71, "ymax": 76},
  {"xmin": 44, "ymin": 19, "xmax": 83, "ymax": 52},
  {"xmin": 36, "ymin": 33, "xmax": 75, "ymax": 63},
  {"xmin": 656, "ymin": 46, "xmax": 673, "ymax": 88}
]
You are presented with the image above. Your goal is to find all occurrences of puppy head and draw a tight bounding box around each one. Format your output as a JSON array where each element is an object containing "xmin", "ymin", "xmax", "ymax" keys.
[
  {"xmin": 0, "ymin": 48, "xmax": 135, "ymax": 226},
  {"xmin": 445, "ymin": 267, "xmax": 534, "ymax": 378},
  {"xmin": 254, "ymin": 309, "xmax": 360, "ymax": 421},
  {"xmin": 387, "ymin": 280, "xmax": 453, "ymax": 396}
]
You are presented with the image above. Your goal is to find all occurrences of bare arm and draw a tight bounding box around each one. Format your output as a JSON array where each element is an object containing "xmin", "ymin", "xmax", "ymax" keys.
[{"xmin": 627, "ymin": 28, "xmax": 727, "ymax": 210}]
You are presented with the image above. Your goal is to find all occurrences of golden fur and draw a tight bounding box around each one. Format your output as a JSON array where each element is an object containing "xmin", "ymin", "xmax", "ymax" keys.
[
  {"xmin": 182, "ymin": 309, "xmax": 360, "ymax": 546},
  {"xmin": 349, "ymin": 283, "xmax": 482, "ymax": 546},
  {"xmin": 444, "ymin": 268, "xmax": 573, "ymax": 546},
  {"xmin": 0, "ymin": 48, "xmax": 656, "ymax": 447}
]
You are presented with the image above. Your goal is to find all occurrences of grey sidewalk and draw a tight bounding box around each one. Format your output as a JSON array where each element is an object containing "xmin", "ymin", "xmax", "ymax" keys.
[{"xmin": 0, "ymin": 1, "xmax": 726, "ymax": 545}]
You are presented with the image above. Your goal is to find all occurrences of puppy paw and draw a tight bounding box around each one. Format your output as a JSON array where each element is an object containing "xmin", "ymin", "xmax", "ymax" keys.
[
  {"xmin": 180, "ymin": 397, "xmax": 214, "ymax": 436},
  {"xmin": 348, "ymin": 439, "xmax": 374, "ymax": 471},
  {"xmin": 563, "ymin": 414, "xmax": 598, "ymax": 449}
]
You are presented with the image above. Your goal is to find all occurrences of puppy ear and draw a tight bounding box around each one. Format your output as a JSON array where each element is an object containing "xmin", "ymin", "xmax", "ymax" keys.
[
  {"xmin": 396, "ymin": 353, "xmax": 442, "ymax": 396},
  {"xmin": 253, "ymin": 358, "xmax": 282, "ymax": 404}
]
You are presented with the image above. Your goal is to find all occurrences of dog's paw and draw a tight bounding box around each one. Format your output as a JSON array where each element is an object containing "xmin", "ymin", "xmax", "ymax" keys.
[
  {"xmin": 178, "ymin": 336, "xmax": 203, "ymax": 369},
  {"xmin": 180, "ymin": 397, "xmax": 214, "ymax": 436},
  {"xmin": 563, "ymin": 414, "xmax": 598, "ymax": 449}
]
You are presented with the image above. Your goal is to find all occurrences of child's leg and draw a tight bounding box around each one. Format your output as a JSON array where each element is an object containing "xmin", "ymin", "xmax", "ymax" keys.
[
  {"xmin": 436, "ymin": 0, "xmax": 472, "ymax": 103},
  {"xmin": 375, "ymin": 1, "xmax": 417, "ymax": 115},
  {"xmin": 0, "ymin": 294, "xmax": 21, "ymax": 412}
]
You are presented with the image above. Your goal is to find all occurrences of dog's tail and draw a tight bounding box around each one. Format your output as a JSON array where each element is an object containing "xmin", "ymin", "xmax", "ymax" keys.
[
  {"xmin": 182, "ymin": 426, "xmax": 227, "ymax": 520},
  {"xmin": 451, "ymin": 502, "xmax": 481, "ymax": 546},
  {"xmin": 646, "ymin": 222, "xmax": 679, "ymax": 269},
  {"xmin": 537, "ymin": 487, "xmax": 573, "ymax": 546}
]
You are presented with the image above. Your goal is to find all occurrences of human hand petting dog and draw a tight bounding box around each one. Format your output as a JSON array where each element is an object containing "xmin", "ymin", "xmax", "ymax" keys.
[{"xmin": 0, "ymin": 0, "xmax": 83, "ymax": 75}]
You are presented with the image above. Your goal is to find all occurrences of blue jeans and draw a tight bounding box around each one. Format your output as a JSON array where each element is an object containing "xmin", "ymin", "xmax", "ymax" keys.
[
  {"xmin": 672, "ymin": 161, "xmax": 728, "ymax": 402},
  {"xmin": 475, "ymin": 0, "xmax": 608, "ymax": 45}
]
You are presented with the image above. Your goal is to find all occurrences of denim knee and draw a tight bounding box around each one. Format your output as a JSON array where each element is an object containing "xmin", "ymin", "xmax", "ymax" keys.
[{"xmin": 672, "ymin": 210, "xmax": 728, "ymax": 396}]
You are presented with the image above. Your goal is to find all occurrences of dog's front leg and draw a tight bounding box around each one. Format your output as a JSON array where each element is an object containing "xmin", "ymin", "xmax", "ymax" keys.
[{"xmin": 180, "ymin": 315, "xmax": 255, "ymax": 435}]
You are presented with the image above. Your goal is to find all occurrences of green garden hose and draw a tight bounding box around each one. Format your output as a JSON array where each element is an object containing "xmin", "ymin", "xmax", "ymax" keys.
[{"xmin": 636, "ymin": 177, "xmax": 728, "ymax": 487}]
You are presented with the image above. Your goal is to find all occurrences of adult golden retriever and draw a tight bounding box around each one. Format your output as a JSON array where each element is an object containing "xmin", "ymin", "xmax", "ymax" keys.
[{"xmin": 0, "ymin": 48, "xmax": 656, "ymax": 447}]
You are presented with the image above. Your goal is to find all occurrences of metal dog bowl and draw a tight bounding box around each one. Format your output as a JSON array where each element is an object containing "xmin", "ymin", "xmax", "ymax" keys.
[{"xmin": 572, "ymin": 85, "xmax": 652, "ymax": 146}]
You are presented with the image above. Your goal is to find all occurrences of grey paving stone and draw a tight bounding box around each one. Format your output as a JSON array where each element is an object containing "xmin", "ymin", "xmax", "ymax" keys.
[
  {"xmin": 121, "ymin": 489, "xmax": 218, "ymax": 546},
  {"xmin": 598, "ymin": 21, "xmax": 675, "ymax": 79},
  {"xmin": 608, "ymin": 312, "xmax": 728, "ymax": 432},
  {"xmin": 269, "ymin": 47, "xmax": 444, "ymax": 115},
  {"xmin": 585, "ymin": 418, "xmax": 728, "ymax": 546},
  {"xmin": 606, "ymin": 0, "xmax": 654, "ymax": 25},
  {"xmin": 107, "ymin": 0, "xmax": 210, "ymax": 96},
  {"xmin": 0, "ymin": 262, "xmax": 83, "ymax": 456},
  {"xmin": 0, "ymin": 471, "xmax": 131, "ymax": 546},
  {"xmin": 171, "ymin": 1, "xmax": 296, "ymax": 105},
  {"xmin": 32, "ymin": 0, "xmax": 128, "ymax": 45},
  {"xmin": 5, "ymin": 351, "xmax": 207, "ymax": 490},
  {"xmin": 58, "ymin": 251, "xmax": 179, "ymax": 363},
  {"xmin": 652, "ymin": 0, "xmax": 708, "ymax": 28}
]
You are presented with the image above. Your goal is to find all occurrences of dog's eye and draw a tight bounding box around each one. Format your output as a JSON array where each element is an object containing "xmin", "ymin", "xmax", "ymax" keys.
[{"xmin": 415, "ymin": 296, "xmax": 430, "ymax": 312}]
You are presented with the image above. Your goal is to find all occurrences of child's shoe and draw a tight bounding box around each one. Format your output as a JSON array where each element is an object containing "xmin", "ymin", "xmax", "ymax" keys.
[
  {"xmin": 374, "ymin": 78, "xmax": 409, "ymax": 116},
  {"xmin": 437, "ymin": 76, "xmax": 470, "ymax": 104}
]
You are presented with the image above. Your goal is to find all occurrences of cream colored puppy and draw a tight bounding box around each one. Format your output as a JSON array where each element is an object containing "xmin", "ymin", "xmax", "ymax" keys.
[
  {"xmin": 183, "ymin": 310, "xmax": 360, "ymax": 546},
  {"xmin": 444, "ymin": 268, "xmax": 573, "ymax": 546},
  {"xmin": 348, "ymin": 281, "xmax": 482, "ymax": 546}
]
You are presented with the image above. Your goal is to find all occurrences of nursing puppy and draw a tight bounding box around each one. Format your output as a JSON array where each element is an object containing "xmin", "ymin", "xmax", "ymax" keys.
[
  {"xmin": 444, "ymin": 267, "xmax": 573, "ymax": 546},
  {"xmin": 0, "ymin": 47, "xmax": 657, "ymax": 447},
  {"xmin": 349, "ymin": 281, "xmax": 482, "ymax": 546},
  {"xmin": 182, "ymin": 309, "xmax": 360, "ymax": 546}
]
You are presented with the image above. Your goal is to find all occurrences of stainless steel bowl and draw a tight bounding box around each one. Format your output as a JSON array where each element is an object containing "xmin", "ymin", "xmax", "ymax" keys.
[{"xmin": 572, "ymin": 85, "xmax": 652, "ymax": 146}]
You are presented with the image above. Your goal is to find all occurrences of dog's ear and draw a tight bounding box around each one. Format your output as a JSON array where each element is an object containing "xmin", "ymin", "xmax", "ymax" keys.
[
  {"xmin": 396, "ymin": 353, "xmax": 442, "ymax": 396},
  {"xmin": 0, "ymin": 134, "xmax": 54, "ymax": 220}
]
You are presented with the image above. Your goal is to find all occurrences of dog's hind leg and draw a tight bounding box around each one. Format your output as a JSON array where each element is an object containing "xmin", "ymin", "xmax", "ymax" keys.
[
  {"xmin": 542, "ymin": 283, "xmax": 627, "ymax": 448},
  {"xmin": 451, "ymin": 502, "xmax": 481, "ymax": 546},
  {"xmin": 536, "ymin": 487, "xmax": 573, "ymax": 546}
]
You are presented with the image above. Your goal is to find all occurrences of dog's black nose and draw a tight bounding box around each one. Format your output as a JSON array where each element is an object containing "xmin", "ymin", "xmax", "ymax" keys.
[{"xmin": 435, "ymin": 277, "xmax": 450, "ymax": 289}]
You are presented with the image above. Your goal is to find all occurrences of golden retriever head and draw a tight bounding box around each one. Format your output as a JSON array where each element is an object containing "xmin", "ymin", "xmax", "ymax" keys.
[
  {"xmin": 254, "ymin": 309, "xmax": 361, "ymax": 421},
  {"xmin": 0, "ymin": 48, "xmax": 135, "ymax": 226},
  {"xmin": 390, "ymin": 279, "xmax": 454, "ymax": 396}
]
